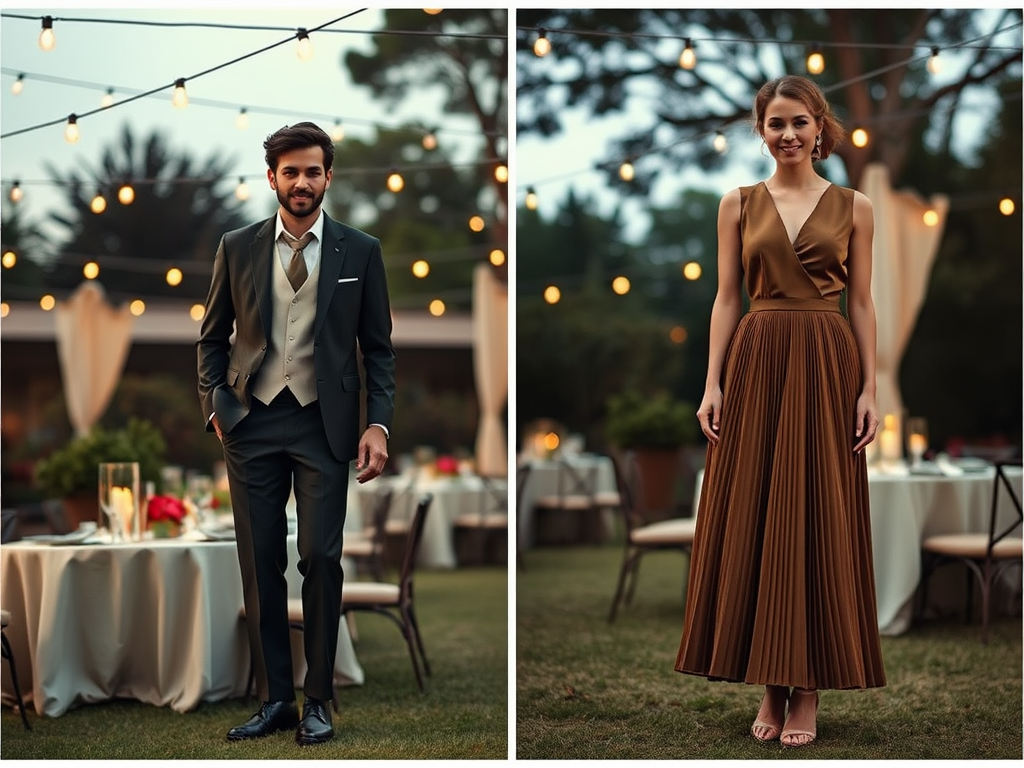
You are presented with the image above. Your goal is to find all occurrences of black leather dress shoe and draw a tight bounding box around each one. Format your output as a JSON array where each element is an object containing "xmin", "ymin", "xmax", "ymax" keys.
[
  {"xmin": 296, "ymin": 697, "xmax": 334, "ymax": 745},
  {"xmin": 226, "ymin": 700, "xmax": 299, "ymax": 741}
]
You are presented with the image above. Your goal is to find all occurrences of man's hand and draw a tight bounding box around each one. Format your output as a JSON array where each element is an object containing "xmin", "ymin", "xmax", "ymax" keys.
[
  {"xmin": 355, "ymin": 426, "xmax": 388, "ymax": 483},
  {"xmin": 211, "ymin": 414, "xmax": 224, "ymax": 442}
]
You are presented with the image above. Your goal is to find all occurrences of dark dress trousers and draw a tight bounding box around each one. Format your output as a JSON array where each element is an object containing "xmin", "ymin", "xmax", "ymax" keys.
[{"xmin": 197, "ymin": 214, "xmax": 395, "ymax": 703}]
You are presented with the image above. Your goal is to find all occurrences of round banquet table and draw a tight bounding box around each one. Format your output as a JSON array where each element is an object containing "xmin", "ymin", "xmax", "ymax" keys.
[{"xmin": 0, "ymin": 532, "xmax": 363, "ymax": 717}]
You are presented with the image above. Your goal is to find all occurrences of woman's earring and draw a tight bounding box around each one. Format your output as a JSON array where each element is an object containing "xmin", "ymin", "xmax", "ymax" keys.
[
  {"xmin": 811, "ymin": 134, "xmax": 822, "ymax": 161},
  {"xmin": 760, "ymin": 140, "xmax": 770, "ymax": 158}
]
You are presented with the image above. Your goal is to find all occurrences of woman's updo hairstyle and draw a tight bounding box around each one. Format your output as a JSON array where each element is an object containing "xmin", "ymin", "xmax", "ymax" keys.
[{"xmin": 752, "ymin": 75, "xmax": 844, "ymax": 161}]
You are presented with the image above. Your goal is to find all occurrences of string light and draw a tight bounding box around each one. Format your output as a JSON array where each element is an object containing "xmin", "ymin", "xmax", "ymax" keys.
[
  {"xmin": 166, "ymin": 268, "xmax": 183, "ymax": 286},
  {"xmin": 999, "ymin": 197, "xmax": 1015, "ymax": 215},
  {"xmin": 296, "ymin": 28, "xmax": 314, "ymax": 60},
  {"xmin": 40, "ymin": 295, "xmax": 56, "ymax": 311},
  {"xmin": 670, "ymin": 326, "xmax": 688, "ymax": 344},
  {"xmin": 3, "ymin": 251, "xmax": 17, "ymax": 268},
  {"xmin": 190, "ymin": 304, "xmax": 206, "ymax": 321},
  {"xmin": 806, "ymin": 45, "xmax": 825, "ymax": 75},
  {"xmin": 713, "ymin": 131, "xmax": 728, "ymax": 153},
  {"xmin": 386, "ymin": 171, "xmax": 405, "ymax": 193},
  {"xmin": 619, "ymin": 161, "xmax": 635, "ymax": 182},
  {"xmin": 611, "ymin": 276, "xmax": 631, "ymax": 295},
  {"xmin": 494, "ymin": 163, "xmax": 509, "ymax": 183},
  {"xmin": 927, "ymin": 46, "xmax": 942, "ymax": 75},
  {"xmin": 172, "ymin": 78, "xmax": 188, "ymax": 108},
  {"xmin": 423, "ymin": 8, "xmax": 443, "ymax": 14},
  {"xmin": 683, "ymin": 262, "xmax": 702, "ymax": 280},
  {"xmin": 331, "ymin": 120, "xmax": 345, "ymax": 142},
  {"xmin": 922, "ymin": 209, "xmax": 940, "ymax": 226},
  {"xmin": 236, "ymin": 107, "xmax": 249, "ymax": 130},
  {"xmin": 83, "ymin": 261, "xmax": 100, "ymax": 279},
  {"xmin": 130, "ymin": 300, "xmax": 146, "ymax": 317},
  {"xmin": 38, "ymin": 16, "xmax": 55, "ymax": 51},
  {"xmin": 533, "ymin": 29, "xmax": 551, "ymax": 57},
  {"xmin": 0, "ymin": 303, "xmax": 8, "ymax": 319},
  {"xmin": 851, "ymin": 127, "xmax": 869, "ymax": 147},
  {"xmin": 118, "ymin": 184, "xmax": 135, "ymax": 205},
  {"xmin": 90, "ymin": 191, "xmax": 107, "ymax": 213},
  {"xmin": 489, "ymin": 248, "xmax": 505, "ymax": 267},
  {"xmin": 9, "ymin": 181, "xmax": 22, "ymax": 203},
  {"xmin": 469, "ymin": 215, "xmax": 485, "ymax": 232},
  {"xmin": 428, "ymin": 299, "xmax": 445, "ymax": 316},
  {"xmin": 11, "ymin": 74, "xmax": 24, "ymax": 95},
  {"xmin": 412, "ymin": 259, "xmax": 430, "ymax": 278},
  {"xmin": 235, "ymin": 177, "xmax": 249, "ymax": 201},
  {"xmin": 64, "ymin": 114, "xmax": 79, "ymax": 144},
  {"xmin": 543, "ymin": 285, "xmax": 561, "ymax": 304},
  {"xmin": 101, "ymin": 87, "xmax": 114, "ymax": 108},
  {"xmin": 525, "ymin": 187, "xmax": 539, "ymax": 210},
  {"xmin": 679, "ymin": 37, "xmax": 696, "ymax": 70},
  {"xmin": 422, "ymin": 130, "xmax": 438, "ymax": 150}
]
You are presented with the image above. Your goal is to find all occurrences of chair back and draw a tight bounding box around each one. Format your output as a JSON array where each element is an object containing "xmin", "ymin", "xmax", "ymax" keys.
[
  {"xmin": 556, "ymin": 459, "xmax": 597, "ymax": 499},
  {"xmin": 478, "ymin": 475, "xmax": 508, "ymax": 520},
  {"xmin": 367, "ymin": 487, "xmax": 394, "ymax": 553},
  {"xmin": 516, "ymin": 462, "xmax": 532, "ymax": 512},
  {"xmin": 609, "ymin": 452, "xmax": 641, "ymax": 537},
  {"xmin": 988, "ymin": 458, "xmax": 1023, "ymax": 557},
  {"xmin": 1, "ymin": 508, "xmax": 17, "ymax": 543},
  {"xmin": 399, "ymin": 494, "xmax": 433, "ymax": 600}
]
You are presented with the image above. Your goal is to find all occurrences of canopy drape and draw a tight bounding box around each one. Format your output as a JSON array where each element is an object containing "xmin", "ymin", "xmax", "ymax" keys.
[
  {"xmin": 859, "ymin": 162, "xmax": 948, "ymax": 424},
  {"xmin": 471, "ymin": 263, "xmax": 508, "ymax": 477},
  {"xmin": 54, "ymin": 281, "xmax": 134, "ymax": 435}
]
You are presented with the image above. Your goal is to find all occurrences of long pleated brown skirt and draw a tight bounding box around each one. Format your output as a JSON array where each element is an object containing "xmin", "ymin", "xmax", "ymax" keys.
[{"xmin": 675, "ymin": 300, "xmax": 886, "ymax": 690}]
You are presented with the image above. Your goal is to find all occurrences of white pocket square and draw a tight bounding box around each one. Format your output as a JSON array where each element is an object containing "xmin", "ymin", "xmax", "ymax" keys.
[{"xmin": 337, "ymin": 277, "xmax": 359, "ymax": 283}]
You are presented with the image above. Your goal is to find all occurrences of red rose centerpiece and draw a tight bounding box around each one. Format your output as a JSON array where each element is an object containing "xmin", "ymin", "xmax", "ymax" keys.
[
  {"xmin": 147, "ymin": 495, "xmax": 186, "ymax": 538},
  {"xmin": 435, "ymin": 455, "xmax": 460, "ymax": 477}
]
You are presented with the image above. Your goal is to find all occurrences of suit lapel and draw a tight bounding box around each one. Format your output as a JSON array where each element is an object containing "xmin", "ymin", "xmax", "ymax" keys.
[
  {"xmin": 315, "ymin": 215, "xmax": 347, "ymax": 338},
  {"xmin": 249, "ymin": 217, "xmax": 276, "ymax": 340}
]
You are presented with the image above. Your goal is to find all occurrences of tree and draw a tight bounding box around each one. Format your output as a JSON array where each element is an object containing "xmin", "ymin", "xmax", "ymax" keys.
[
  {"xmin": 0, "ymin": 206, "xmax": 50, "ymax": 301},
  {"xmin": 344, "ymin": 9, "xmax": 508, "ymax": 275},
  {"xmin": 43, "ymin": 123, "xmax": 248, "ymax": 302},
  {"xmin": 517, "ymin": 9, "xmax": 1022, "ymax": 192}
]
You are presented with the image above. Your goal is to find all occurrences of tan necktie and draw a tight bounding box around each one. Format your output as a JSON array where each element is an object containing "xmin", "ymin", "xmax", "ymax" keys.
[{"xmin": 281, "ymin": 231, "xmax": 313, "ymax": 292}]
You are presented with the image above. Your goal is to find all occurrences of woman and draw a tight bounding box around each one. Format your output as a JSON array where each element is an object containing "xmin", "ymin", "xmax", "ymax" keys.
[{"xmin": 674, "ymin": 75, "xmax": 886, "ymax": 747}]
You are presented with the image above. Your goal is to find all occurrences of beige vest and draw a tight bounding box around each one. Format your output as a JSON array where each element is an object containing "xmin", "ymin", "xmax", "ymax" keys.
[{"xmin": 251, "ymin": 250, "xmax": 320, "ymax": 406}]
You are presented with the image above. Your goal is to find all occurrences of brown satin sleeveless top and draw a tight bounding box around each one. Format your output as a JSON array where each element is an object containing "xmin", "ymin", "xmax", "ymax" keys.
[{"xmin": 739, "ymin": 182, "xmax": 855, "ymax": 304}]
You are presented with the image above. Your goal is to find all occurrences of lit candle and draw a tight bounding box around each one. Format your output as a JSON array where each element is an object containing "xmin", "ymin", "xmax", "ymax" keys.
[
  {"xmin": 908, "ymin": 433, "xmax": 927, "ymax": 456},
  {"xmin": 111, "ymin": 485, "xmax": 135, "ymax": 536},
  {"xmin": 879, "ymin": 414, "xmax": 901, "ymax": 461}
]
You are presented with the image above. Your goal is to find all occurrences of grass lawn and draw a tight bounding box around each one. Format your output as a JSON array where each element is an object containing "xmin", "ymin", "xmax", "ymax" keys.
[
  {"xmin": 516, "ymin": 544, "xmax": 1022, "ymax": 760},
  {"xmin": 1, "ymin": 565, "xmax": 508, "ymax": 760}
]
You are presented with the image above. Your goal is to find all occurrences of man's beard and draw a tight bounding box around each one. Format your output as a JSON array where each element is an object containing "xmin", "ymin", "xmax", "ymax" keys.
[{"xmin": 277, "ymin": 187, "xmax": 325, "ymax": 219}]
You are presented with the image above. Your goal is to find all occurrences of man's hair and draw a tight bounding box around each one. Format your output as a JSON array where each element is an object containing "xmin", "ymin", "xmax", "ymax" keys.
[{"xmin": 263, "ymin": 122, "xmax": 335, "ymax": 172}]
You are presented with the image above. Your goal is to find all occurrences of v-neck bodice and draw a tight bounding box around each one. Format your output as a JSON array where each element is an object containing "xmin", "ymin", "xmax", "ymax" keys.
[{"xmin": 739, "ymin": 181, "xmax": 855, "ymax": 303}]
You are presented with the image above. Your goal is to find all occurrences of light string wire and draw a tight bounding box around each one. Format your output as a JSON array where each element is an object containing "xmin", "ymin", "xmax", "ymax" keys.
[
  {"xmin": 0, "ymin": 9, "xmax": 370, "ymax": 139},
  {"xmin": 517, "ymin": 20, "xmax": 1023, "ymax": 192}
]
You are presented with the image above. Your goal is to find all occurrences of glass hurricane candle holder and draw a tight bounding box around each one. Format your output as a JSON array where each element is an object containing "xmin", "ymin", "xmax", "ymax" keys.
[
  {"xmin": 99, "ymin": 462, "xmax": 141, "ymax": 542},
  {"xmin": 905, "ymin": 417, "xmax": 929, "ymax": 468}
]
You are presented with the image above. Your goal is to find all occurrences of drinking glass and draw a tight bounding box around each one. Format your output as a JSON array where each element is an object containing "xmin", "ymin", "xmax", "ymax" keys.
[
  {"xmin": 99, "ymin": 462, "xmax": 140, "ymax": 542},
  {"xmin": 186, "ymin": 473, "xmax": 215, "ymax": 527}
]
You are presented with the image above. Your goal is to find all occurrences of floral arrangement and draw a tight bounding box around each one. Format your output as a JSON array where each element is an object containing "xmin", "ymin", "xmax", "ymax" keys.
[
  {"xmin": 146, "ymin": 494, "xmax": 187, "ymax": 538},
  {"xmin": 434, "ymin": 455, "xmax": 460, "ymax": 477}
]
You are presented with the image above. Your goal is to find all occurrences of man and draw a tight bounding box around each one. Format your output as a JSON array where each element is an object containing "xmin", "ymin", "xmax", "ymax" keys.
[{"xmin": 197, "ymin": 122, "xmax": 395, "ymax": 745}]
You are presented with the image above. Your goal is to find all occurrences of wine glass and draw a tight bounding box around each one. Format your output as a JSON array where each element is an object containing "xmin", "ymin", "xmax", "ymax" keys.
[
  {"xmin": 186, "ymin": 474, "xmax": 215, "ymax": 528},
  {"xmin": 905, "ymin": 417, "xmax": 929, "ymax": 468},
  {"xmin": 98, "ymin": 462, "xmax": 140, "ymax": 543}
]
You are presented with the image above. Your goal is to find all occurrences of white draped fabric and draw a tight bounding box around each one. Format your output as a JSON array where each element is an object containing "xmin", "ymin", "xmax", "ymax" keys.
[
  {"xmin": 859, "ymin": 163, "xmax": 949, "ymax": 423},
  {"xmin": 472, "ymin": 263, "xmax": 508, "ymax": 477},
  {"xmin": 54, "ymin": 281, "xmax": 134, "ymax": 436}
]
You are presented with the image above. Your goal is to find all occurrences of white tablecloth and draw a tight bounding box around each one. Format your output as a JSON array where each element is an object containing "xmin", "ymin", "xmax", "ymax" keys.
[
  {"xmin": 517, "ymin": 455, "xmax": 617, "ymax": 547},
  {"xmin": 693, "ymin": 466, "xmax": 1023, "ymax": 635},
  {"xmin": 358, "ymin": 473, "xmax": 508, "ymax": 569},
  {"xmin": 0, "ymin": 534, "xmax": 363, "ymax": 717}
]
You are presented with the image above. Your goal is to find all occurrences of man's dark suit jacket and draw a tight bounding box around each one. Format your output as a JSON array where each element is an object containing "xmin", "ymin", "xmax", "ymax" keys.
[{"xmin": 197, "ymin": 213, "xmax": 396, "ymax": 462}]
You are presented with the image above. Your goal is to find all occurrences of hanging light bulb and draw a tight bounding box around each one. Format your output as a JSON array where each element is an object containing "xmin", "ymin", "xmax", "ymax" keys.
[
  {"xmin": 130, "ymin": 300, "xmax": 146, "ymax": 317},
  {"xmin": 422, "ymin": 130, "xmax": 438, "ymax": 151},
  {"xmin": 927, "ymin": 46, "xmax": 942, "ymax": 75},
  {"xmin": 64, "ymin": 114, "xmax": 80, "ymax": 144},
  {"xmin": 386, "ymin": 171, "xmax": 405, "ymax": 193},
  {"xmin": 619, "ymin": 161, "xmax": 635, "ymax": 182},
  {"xmin": 11, "ymin": 74, "xmax": 24, "ymax": 95},
  {"xmin": 851, "ymin": 127, "xmax": 869, "ymax": 148},
  {"xmin": 172, "ymin": 78, "xmax": 188, "ymax": 108},
  {"xmin": 190, "ymin": 304, "xmax": 206, "ymax": 322},
  {"xmin": 469, "ymin": 215, "xmax": 485, "ymax": 232},
  {"xmin": 90, "ymin": 191, "xmax": 107, "ymax": 214},
  {"xmin": 429, "ymin": 299, "xmax": 446, "ymax": 317},
  {"xmin": 9, "ymin": 181, "xmax": 23, "ymax": 203},
  {"xmin": 525, "ymin": 187, "xmax": 538, "ymax": 211},
  {"xmin": 713, "ymin": 131, "xmax": 728, "ymax": 153},
  {"xmin": 296, "ymin": 28, "xmax": 314, "ymax": 61},
  {"xmin": 40, "ymin": 294, "xmax": 56, "ymax": 311},
  {"xmin": 489, "ymin": 249, "xmax": 505, "ymax": 267},
  {"xmin": 101, "ymin": 87, "xmax": 114, "ymax": 108},
  {"xmin": 543, "ymin": 285, "xmax": 561, "ymax": 304},
  {"xmin": 166, "ymin": 268, "xmax": 183, "ymax": 286},
  {"xmin": 236, "ymin": 107, "xmax": 249, "ymax": 130},
  {"xmin": 533, "ymin": 29, "xmax": 551, "ymax": 57},
  {"xmin": 118, "ymin": 184, "xmax": 135, "ymax": 205},
  {"xmin": 806, "ymin": 46, "xmax": 825, "ymax": 75},
  {"xmin": 922, "ymin": 209, "xmax": 940, "ymax": 227},
  {"xmin": 235, "ymin": 177, "xmax": 250, "ymax": 201},
  {"xmin": 999, "ymin": 197, "xmax": 1015, "ymax": 216},
  {"xmin": 412, "ymin": 259, "xmax": 430, "ymax": 278},
  {"xmin": 331, "ymin": 120, "xmax": 345, "ymax": 142},
  {"xmin": 679, "ymin": 38, "xmax": 696, "ymax": 70},
  {"xmin": 423, "ymin": 8, "xmax": 443, "ymax": 14},
  {"xmin": 83, "ymin": 261, "xmax": 100, "ymax": 280},
  {"xmin": 494, "ymin": 163, "xmax": 509, "ymax": 183},
  {"xmin": 2, "ymin": 251, "xmax": 16, "ymax": 269},
  {"xmin": 38, "ymin": 15, "xmax": 55, "ymax": 51}
]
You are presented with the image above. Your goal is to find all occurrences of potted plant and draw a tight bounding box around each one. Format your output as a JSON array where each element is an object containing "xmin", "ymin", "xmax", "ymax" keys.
[
  {"xmin": 33, "ymin": 418, "xmax": 167, "ymax": 530},
  {"xmin": 605, "ymin": 390, "xmax": 696, "ymax": 518}
]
